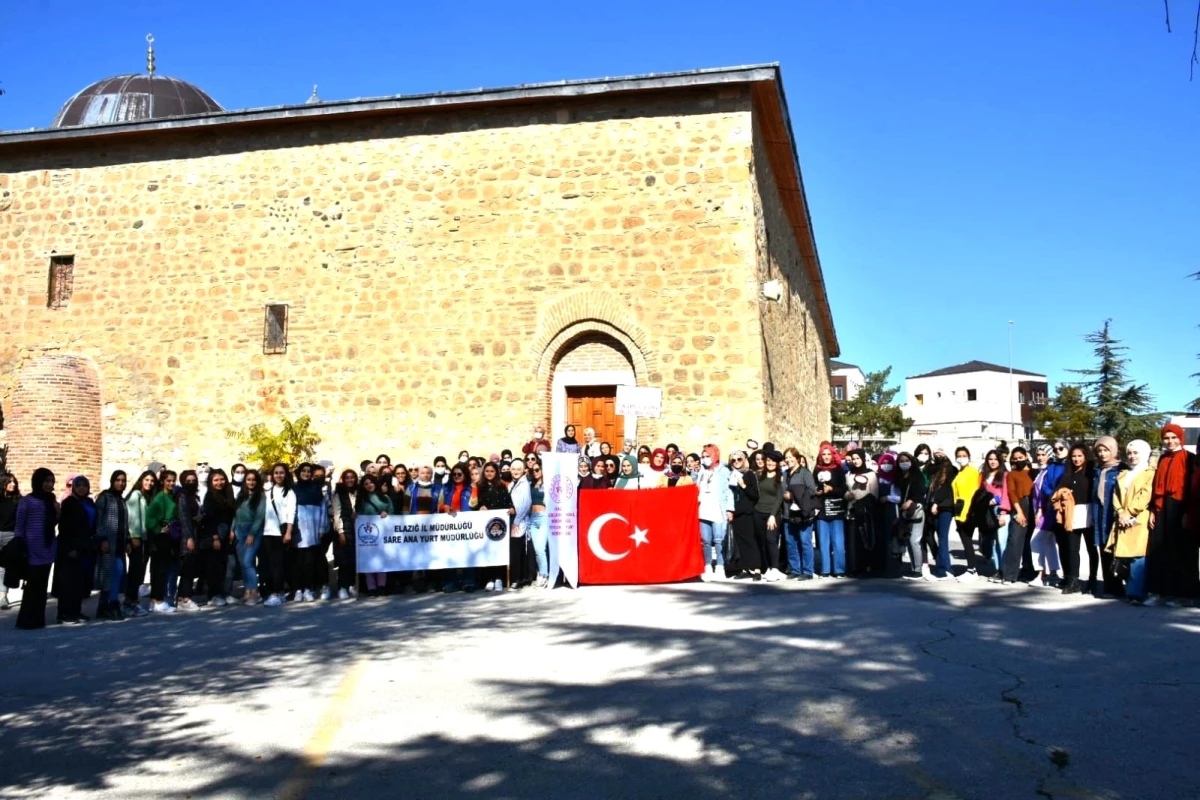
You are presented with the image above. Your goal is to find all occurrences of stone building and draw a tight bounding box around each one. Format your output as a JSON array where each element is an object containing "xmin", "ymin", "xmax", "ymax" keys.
[{"xmin": 0, "ymin": 62, "xmax": 839, "ymax": 480}]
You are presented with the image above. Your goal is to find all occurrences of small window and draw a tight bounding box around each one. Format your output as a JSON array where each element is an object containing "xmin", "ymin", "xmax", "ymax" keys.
[
  {"xmin": 915, "ymin": 394, "xmax": 924, "ymax": 406},
  {"xmin": 833, "ymin": 385, "xmax": 844, "ymax": 400},
  {"xmin": 1019, "ymin": 392, "xmax": 1026, "ymax": 404},
  {"xmin": 47, "ymin": 255, "xmax": 75, "ymax": 309},
  {"xmin": 264, "ymin": 304, "xmax": 288, "ymax": 354},
  {"xmin": 967, "ymin": 389, "xmax": 977, "ymax": 401}
]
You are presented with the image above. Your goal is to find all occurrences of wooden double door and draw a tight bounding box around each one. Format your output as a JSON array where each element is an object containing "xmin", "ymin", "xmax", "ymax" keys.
[{"xmin": 566, "ymin": 385, "xmax": 625, "ymax": 450}]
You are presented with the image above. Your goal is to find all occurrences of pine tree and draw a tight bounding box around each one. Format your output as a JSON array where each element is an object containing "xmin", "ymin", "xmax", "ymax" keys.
[
  {"xmin": 1035, "ymin": 385, "xmax": 1096, "ymax": 442},
  {"xmin": 832, "ymin": 367, "xmax": 913, "ymax": 443},
  {"xmin": 1069, "ymin": 319, "xmax": 1162, "ymax": 442}
]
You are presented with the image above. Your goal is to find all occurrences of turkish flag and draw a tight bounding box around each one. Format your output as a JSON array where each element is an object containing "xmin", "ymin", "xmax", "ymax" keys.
[{"xmin": 578, "ymin": 485, "xmax": 705, "ymax": 585}]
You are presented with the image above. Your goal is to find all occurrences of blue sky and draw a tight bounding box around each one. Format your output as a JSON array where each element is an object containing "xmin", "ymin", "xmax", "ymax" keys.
[{"xmin": 3, "ymin": 1, "xmax": 1197, "ymax": 410}]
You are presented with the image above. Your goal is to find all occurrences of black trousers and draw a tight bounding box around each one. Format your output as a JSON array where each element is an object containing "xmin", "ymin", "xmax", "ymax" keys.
[
  {"xmin": 16, "ymin": 564, "xmax": 52, "ymax": 629},
  {"xmin": 56, "ymin": 555, "xmax": 88, "ymax": 620},
  {"xmin": 260, "ymin": 536, "xmax": 286, "ymax": 596},
  {"xmin": 205, "ymin": 548, "xmax": 228, "ymax": 598},
  {"xmin": 333, "ymin": 535, "xmax": 356, "ymax": 591},
  {"xmin": 509, "ymin": 536, "xmax": 532, "ymax": 586},
  {"xmin": 1003, "ymin": 501, "xmax": 1031, "ymax": 582},
  {"xmin": 178, "ymin": 545, "xmax": 199, "ymax": 599},
  {"xmin": 149, "ymin": 534, "xmax": 178, "ymax": 602},
  {"xmin": 1055, "ymin": 527, "xmax": 1085, "ymax": 581},
  {"xmin": 753, "ymin": 512, "xmax": 780, "ymax": 571},
  {"xmin": 315, "ymin": 536, "xmax": 332, "ymax": 589},
  {"xmin": 957, "ymin": 520, "xmax": 977, "ymax": 571},
  {"xmin": 125, "ymin": 541, "xmax": 146, "ymax": 605},
  {"xmin": 295, "ymin": 547, "xmax": 320, "ymax": 592},
  {"xmin": 731, "ymin": 513, "xmax": 759, "ymax": 571}
]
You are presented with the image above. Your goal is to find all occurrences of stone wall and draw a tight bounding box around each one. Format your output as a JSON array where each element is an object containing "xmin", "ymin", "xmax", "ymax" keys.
[
  {"xmin": 8, "ymin": 354, "xmax": 103, "ymax": 485},
  {"xmin": 750, "ymin": 115, "xmax": 833, "ymax": 458},
  {"xmin": 0, "ymin": 86, "xmax": 800, "ymax": 474}
]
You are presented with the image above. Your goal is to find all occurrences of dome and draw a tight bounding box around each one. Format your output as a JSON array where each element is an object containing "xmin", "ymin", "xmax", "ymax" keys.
[{"xmin": 51, "ymin": 74, "xmax": 223, "ymax": 129}]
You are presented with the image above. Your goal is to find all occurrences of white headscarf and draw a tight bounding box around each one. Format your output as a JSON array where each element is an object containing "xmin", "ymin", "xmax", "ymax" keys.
[{"xmin": 1126, "ymin": 439, "xmax": 1152, "ymax": 477}]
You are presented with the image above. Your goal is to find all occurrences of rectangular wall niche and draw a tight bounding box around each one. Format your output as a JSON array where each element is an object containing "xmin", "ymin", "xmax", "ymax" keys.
[
  {"xmin": 264, "ymin": 303, "xmax": 289, "ymax": 354},
  {"xmin": 47, "ymin": 255, "xmax": 75, "ymax": 309}
]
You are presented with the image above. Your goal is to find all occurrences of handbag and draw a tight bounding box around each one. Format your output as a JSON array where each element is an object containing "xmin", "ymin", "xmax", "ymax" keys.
[
  {"xmin": 0, "ymin": 535, "xmax": 28, "ymax": 586},
  {"xmin": 1070, "ymin": 504, "xmax": 1091, "ymax": 531}
]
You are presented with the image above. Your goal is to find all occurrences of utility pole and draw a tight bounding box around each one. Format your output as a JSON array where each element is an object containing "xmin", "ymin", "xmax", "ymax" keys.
[{"xmin": 1008, "ymin": 320, "xmax": 1016, "ymax": 443}]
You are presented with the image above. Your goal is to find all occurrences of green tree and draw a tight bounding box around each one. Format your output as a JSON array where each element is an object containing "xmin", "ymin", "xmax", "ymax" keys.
[
  {"xmin": 1035, "ymin": 385, "xmax": 1096, "ymax": 442},
  {"xmin": 1069, "ymin": 319, "xmax": 1164, "ymax": 442},
  {"xmin": 227, "ymin": 415, "xmax": 322, "ymax": 470},
  {"xmin": 832, "ymin": 367, "xmax": 913, "ymax": 442}
]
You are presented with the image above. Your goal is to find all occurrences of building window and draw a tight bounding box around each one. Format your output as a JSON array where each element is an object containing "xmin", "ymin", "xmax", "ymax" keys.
[
  {"xmin": 1019, "ymin": 392, "xmax": 1026, "ymax": 404},
  {"xmin": 915, "ymin": 394, "xmax": 924, "ymax": 406},
  {"xmin": 834, "ymin": 385, "xmax": 844, "ymax": 400},
  {"xmin": 47, "ymin": 255, "xmax": 75, "ymax": 309},
  {"xmin": 967, "ymin": 389, "xmax": 977, "ymax": 401},
  {"xmin": 263, "ymin": 304, "xmax": 288, "ymax": 354}
]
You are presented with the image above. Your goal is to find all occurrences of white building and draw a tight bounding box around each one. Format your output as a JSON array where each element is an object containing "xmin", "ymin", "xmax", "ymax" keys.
[
  {"xmin": 901, "ymin": 360, "xmax": 1048, "ymax": 449},
  {"xmin": 830, "ymin": 360, "xmax": 865, "ymax": 401}
]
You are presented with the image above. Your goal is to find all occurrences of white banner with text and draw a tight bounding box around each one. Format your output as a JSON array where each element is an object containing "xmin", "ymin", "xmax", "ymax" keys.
[
  {"xmin": 355, "ymin": 511, "xmax": 510, "ymax": 572},
  {"xmin": 543, "ymin": 453, "xmax": 580, "ymax": 588}
]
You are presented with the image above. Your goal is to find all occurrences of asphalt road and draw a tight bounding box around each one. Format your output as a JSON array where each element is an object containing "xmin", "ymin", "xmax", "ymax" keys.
[{"xmin": 0, "ymin": 571, "xmax": 1197, "ymax": 800}]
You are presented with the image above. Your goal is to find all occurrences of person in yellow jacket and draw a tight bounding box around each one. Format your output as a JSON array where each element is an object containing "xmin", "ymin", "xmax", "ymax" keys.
[
  {"xmin": 1107, "ymin": 439, "xmax": 1155, "ymax": 604},
  {"xmin": 950, "ymin": 446, "xmax": 982, "ymax": 578}
]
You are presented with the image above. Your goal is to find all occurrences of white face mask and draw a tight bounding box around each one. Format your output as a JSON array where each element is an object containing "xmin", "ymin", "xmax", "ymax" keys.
[
  {"xmin": 899, "ymin": 462, "xmax": 912, "ymax": 472},
  {"xmin": 534, "ymin": 432, "xmax": 543, "ymax": 440},
  {"xmin": 916, "ymin": 454, "xmax": 930, "ymax": 464},
  {"xmin": 880, "ymin": 463, "xmax": 894, "ymax": 473},
  {"xmin": 956, "ymin": 457, "xmax": 970, "ymax": 468},
  {"xmin": 701, "ymin": 456, "xmax": 713, "ymax": 468},
  {"xmin": 458, "ymin": 457, "xmax": 468, "ymax": 464},
  {"xmin": 434, "ymin": 467, "xmax": 447, "ymax": 476}
]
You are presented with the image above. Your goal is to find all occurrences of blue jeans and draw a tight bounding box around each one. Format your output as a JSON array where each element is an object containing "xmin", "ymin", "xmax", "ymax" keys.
[
  {"xmin": 1126, "ymin": 556, "xmax": 1147, "ymax": 599},
  {"xmin": 816, "ymin": 518, "xmax": 845, "ymax": 576},
  {"xmin": 783, "ymin": 519, "xmax": 814, "ymax": 575},
  {"xmin": 991, "ymin": 520, "xmax": 1011, "ymax": 572},
  {"xmin": 699, "ymin": 518, "xmax": 726, "ymax": 566},
  {"xmin": 235, "ymin": 524, "xmax": 262, "ymax": 591},
  {"xmin": 529, "ymin": 511, "xmax": 549, "ymax": 578},
  {"xmin": 107, "ymin": 556, "xmax": 126, "ymax": 605},
  {"xmin": 935, "ymin": 511, "xmax": 954, "ymax": 576}
]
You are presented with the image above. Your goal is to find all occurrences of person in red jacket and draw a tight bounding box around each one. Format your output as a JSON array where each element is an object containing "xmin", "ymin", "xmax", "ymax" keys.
[
  {"xmin": 1144, "ymin": 423, "xmax": 1199, "ymax": 605},
  {"xmin": 521, "ymin": 426, "xmax": 551, "ymax": 455}
]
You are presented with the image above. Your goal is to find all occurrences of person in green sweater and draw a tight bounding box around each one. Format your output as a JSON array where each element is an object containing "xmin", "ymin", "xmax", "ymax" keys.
[
  {"xmin": 145, "ymin": 470, "xmax": 179, "ymax": 613},
  {"xmin": 123, "ymin": 470, "xmax": 157, "ymax": 617},
  {"xmin": 234, "ymin": 469, "xmax": 267, "ymax": 605}
]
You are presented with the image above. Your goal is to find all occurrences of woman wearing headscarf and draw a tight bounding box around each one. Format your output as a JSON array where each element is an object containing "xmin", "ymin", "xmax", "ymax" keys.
[
  {"xmin": 56, "ymin": 475, "xmax": 95, "ymax": 624},
  {"xmin": 844, "ymin": 449, "xmax": 879, "ymax": 577},
  {"xmin": 696, "ymin": 444, "xmax": 733, "ymax": 581},
  {"xmin": 123, "ymin": 470, "xmax": 157, "ymax": 616},
  {"xmin": 951, "ymin": 447, "xmax": 981, "ymax": 578},
  {"xmin": 602, "ymin": 455, "xmax": 621, "ymax": 488},
  {"xmin": 1107, "ymin": 439, "xmax": 1154, "ymax": 604},
  {"xmin": 1051, "ymin": 444, "xmax": 1095, "ymax": 595},
  {"xmin": 875, "ymin": 452, "xmax": 900, "ymax": 558},
  {"xmin": 813, "ymin": 443, "xmax": 848, "ymax": 578},
  {"xmin": 144, "ymin": 470, "xmax": 179, "ymax": 613},
  {"xmin": 1002, "ymin": 448, "xmax": 1034, "ymax": 584},
  {"xmin": 175, "ymin": 470, "xmax": 203, "ymax": 611},
  {"xmin": 657, "ymin": 453, "xmax": 694, "ymax": 488},
  {"xmin": 234, "ymin": 468, "xmax": 267, "ymax": 604},
  {"xmin": 1028, "ymin": 444, "xmax": 1062, "ymax": 587},
  {"xmin": 0, "ymin": 474, "xmax": 19, "ymax": 611},
  {"xmin": 727, "ymin": 450, "xmax": 761, "ymax": 580},
  {"xmin": 1144, "ymin": 423, "xmax": 1199, "ymax": 606},
  {"xmin": 753, "ymin": 451, "xmax": 786, "ymax": 581},
  {"xmin": 555, "ymin": 425, "xmax": 581, "ymax": 454},
  {"xmin": 292, "ymin": 464, "xmax": 328, "ymax": 603},
  {"xmin": 508, "ymin": 459, "xmax": 536, "ymax": 589},
  {"xmin": 356, "ymin": 472, "xmax": 394, "ymax": 597},
  {"xmin": 615, "ymin": 456, "xmax": 653, "ymax": 490},
  {"xmin": 576, "ymin": 456, "xmax": 599, "ymax": 488},
  {"xmin": 14, "ymin": 469, "xmax": 58, "ymax": 629},
  {"xmin": 647, "ymin": 448, "xmax": 670, "ymax": 480},
  {"xmin": 1090, "ymin": 436, "xmax": 1125, "ymax": 598},
  {"xmin": 94, "ymin": 471, "xmax": 130, "ymax": 620}
]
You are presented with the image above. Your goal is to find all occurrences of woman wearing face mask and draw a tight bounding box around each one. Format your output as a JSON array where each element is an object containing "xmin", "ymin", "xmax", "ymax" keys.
[
  {"xmin": 556, "ymin": 425, "xmax": 581, "ymax": 454},
  {"xmin": 753, "ymin": 451, "xmax": 787, "ymax": 581},
  {"xmin": 1144, "ymin": 423, "xmax": 1199, "ymax": 606},
  {"xmin": 696, "ymin": 445, "xmax": 733, "ymax": 581},
  {"xmin": 1002, "ymin": 448, "xmax": 1034, "ymax": 584},
  {"xmin": 813, "ymin": 443, "xmax": 848, "ymax": 578},
  {"xmin": 924, "ymin": 454, "xmax": 956, "ymax": 580},
  {"xmin": 950, "ymin": 447, "xmax": 981, "ymax": 578},
  {"xmin": 56, "ymin": 475, "xmax": 95, "ymax": 624},
  {"xmin": 1028, "ymin": 444, "xmax": 1062, "ymax": 587},
  {"xmin": 292, "ymin": 463, "xmax": 329, "ymax": 602},
  {"xmin": 174, "ymin": 471, "xmax": 205, "ymax": 611},
  {"xmin": 911, "ymin": 444, "xmax": 941, "ymax": 569},
  {"xmin": 1050, "ymin": 445, "xmax": 1095, "ymax": 595},
  {"xmin": 892, "ymin": 453, "xmax": 926, "ymax": 579},
  {"xmin": 978, "ymin": 450, "xmax": 1010, "ymax": 581},
  {"xmin": 431, "ymin": 457, "xmax": 451, "ymax": 489},
  {"xmin": 93, "ymin": 471, "xmax": 130, "ymax": 621},
  {"xmin": 1090, "ymin": 436, "xmax": 1126, "ymax": 598},
  {"xmin": 658, "ymin": 454, "xmax": 694, "ymax": 488},
  {"xmin": 1107, "ymin": 440, "xmax": 1154, "ymax": 604},
  {"xmin": 844, "ymin": 450, "xmax": 879, "ymax": 577},
  {"xmin": 233, "ymin": 469, "xmax": 266, "ymax": 605},
  {"xmin": 726, "ymin": 451, "xmax": 761, "ymax": 580},
  {"xmin": 145, "ymin": 470, "xmax": 179, "ymax": 613},
  {"xmin": 14, "ymin": 469, "xmax": 58, "ymax": 630},
  {"xmin": 477, "ymin": 462, "xmax": 515, "ymax": 590}
]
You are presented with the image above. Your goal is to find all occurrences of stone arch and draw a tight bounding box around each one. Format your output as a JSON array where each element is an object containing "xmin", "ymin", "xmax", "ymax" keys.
[
  {"xmin": 8, "ymin": 355, "xmax": 103, "ymax": 485},
  {"xmin": 531, "ymin": 290, "xmax": 660, "ymax": 443}
]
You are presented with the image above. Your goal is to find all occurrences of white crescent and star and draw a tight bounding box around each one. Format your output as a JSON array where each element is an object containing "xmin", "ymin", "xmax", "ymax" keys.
[{"xmin": 586, "ymin": 513, "xmax": 651, "ymax": 561}]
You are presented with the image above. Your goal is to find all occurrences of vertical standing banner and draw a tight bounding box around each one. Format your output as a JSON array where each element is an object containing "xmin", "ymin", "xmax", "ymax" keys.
[{"xmin": 543, "ymin": 453, "xmax": 579, "ymax": 588}]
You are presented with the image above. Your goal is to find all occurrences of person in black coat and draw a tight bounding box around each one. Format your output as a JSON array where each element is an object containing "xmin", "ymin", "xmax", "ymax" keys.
[
  {"xmin": 56, "ymin": 475, "xmax": 96, "ymax": 624},
  {"xmin": 727, "ymin": 451, "xmax": 761, "ymax": 580}
]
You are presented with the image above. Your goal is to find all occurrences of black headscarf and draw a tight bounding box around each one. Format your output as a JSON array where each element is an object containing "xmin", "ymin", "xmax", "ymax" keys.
[{"xmin": 30, "ymin": 468, "xmax": 57, "ymax": 547}]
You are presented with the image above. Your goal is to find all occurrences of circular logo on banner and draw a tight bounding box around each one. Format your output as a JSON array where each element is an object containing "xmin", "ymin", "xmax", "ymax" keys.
[
  {"xmin": 485, "ymin": 517, "xmax": 508, "ymax": 541},
  {"xmin": 357, "ymin": 522, "xmax": 380, "ymax": 545},
  {"xmin": 550, "ymin": 473, "xmax": 575, "ymax": 504}
]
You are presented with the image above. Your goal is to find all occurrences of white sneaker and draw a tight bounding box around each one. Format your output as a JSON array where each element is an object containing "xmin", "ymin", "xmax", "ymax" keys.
[
  {"xmin": 301, "ymin": 589, "xmax": 315, "ymax": 602},
  {"xmin": 177, "ymin": 598, "xmax": 201, "ymax": 612},
  {"xmin": 209, "ymin": 596, "xmax": 227, "ymax": 607},
  {"xmin": 264, "ymin": 594, "xmax": 283, "ymax": 607},
  {"xmin": 485, "ymin": 580, "xmax": 497, "ymax": 591},
  {"xmin": 337, "ymin": 588, "xmax": 350, "ymax": 600},
  {"xmin": 764, "ymin": 568, "xmax": 781, "ymax": 583},
  {"xmin": 138, "ymin": 585, "xmax": 151, "ymax": 598},
  {"xmin": 710, "ymin": 567, "xmax": 725, "ymax": 582},
  {"xmin": 700, "ymin": 565, "xmax": 712, "ymax": 583},
  {"xmin": 150, "ymin": 600, "xmax": 176, "ymax": 614},
  {"xmin": 348, "ymin": 586, "xmax": 358, "ymax": 598},
  {"xmin": 494, "ymin": 582, "xmax": 505, "ymax": 592},
  {"xmin": 319, "ymin": 587, "xmax": 332, "ymax": 601}
]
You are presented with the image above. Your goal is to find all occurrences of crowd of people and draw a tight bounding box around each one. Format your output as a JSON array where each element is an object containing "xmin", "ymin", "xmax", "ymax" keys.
[{"xmin": 1, "ymin": 420, "xmax": 1196, "ymax": 630}]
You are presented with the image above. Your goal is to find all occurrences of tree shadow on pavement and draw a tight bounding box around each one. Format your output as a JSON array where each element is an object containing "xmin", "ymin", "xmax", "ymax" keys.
[{"xmin": 0, "ymin": 580, "xmax": 1197, "ymax": 799}]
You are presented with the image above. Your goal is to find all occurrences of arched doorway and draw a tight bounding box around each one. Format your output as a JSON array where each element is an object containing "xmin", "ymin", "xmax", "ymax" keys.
[
  {"xmin": 550, "ymin": 332, "xmax": 636, "ymax": 449},
  {"xmin": 8, "ymin": 355, "xmax": 103, "ymax": 484}
]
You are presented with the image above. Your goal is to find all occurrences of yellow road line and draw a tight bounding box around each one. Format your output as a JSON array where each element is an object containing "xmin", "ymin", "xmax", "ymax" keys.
[{"xmin": 277, "ymin": 657, "xmax": 369, "ymax": 800}]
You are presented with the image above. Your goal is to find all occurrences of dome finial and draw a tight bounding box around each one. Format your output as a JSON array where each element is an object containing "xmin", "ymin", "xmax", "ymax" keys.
[
  {"xmin": 146, "ymin": 33, "xmax": 156, "ymax": 76},
  {"xmin": 307, "ymin": 84, "xmax": 321, "ymax": 104}
]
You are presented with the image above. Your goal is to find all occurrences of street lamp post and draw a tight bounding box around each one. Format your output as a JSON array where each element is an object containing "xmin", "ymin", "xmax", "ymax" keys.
[{"xmin": 1008, "ymin": 320, "xmax": 1016, "ymax": 443}]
